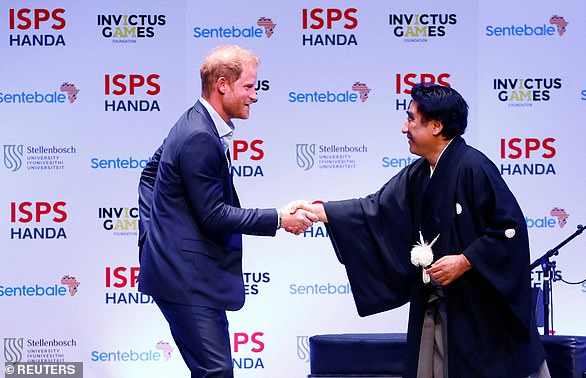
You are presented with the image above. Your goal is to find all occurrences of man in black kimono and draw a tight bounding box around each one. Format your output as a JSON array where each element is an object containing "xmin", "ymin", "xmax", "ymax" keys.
[{"xmin": 299, "ymin": 84, "xmax": 549, "ymax": 377}]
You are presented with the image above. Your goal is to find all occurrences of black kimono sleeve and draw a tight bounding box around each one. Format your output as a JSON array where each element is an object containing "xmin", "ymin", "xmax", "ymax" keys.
[{"xmin": 323, "ymin": 167, "xmax": 418, "ymax": 317}]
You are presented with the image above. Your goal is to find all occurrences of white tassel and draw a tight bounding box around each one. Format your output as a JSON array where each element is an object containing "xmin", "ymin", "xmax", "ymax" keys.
[{"xmin": 410, "ymin": 232, "xmax": 440, "ymax": 284}]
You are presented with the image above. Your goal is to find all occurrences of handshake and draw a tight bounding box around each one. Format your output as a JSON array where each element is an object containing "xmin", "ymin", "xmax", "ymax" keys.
[{"xmin": 278, "ymin": 200, "xmax": 328, "ymax": 235}]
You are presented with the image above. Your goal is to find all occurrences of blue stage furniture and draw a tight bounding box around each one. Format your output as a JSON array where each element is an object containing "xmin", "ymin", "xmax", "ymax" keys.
[{"xmin": 308, "ymin": 333, "xmax": 586, "ymax": 378}]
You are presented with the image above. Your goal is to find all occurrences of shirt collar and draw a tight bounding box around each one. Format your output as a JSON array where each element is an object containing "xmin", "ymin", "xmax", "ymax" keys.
[{"xmin": 199, "ymin": 97, "xmax": 234, "ymax": 138}]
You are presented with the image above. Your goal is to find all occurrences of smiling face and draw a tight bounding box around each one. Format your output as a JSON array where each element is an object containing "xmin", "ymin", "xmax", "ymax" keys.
[
  {"xmin": 402, "ymin": 100, "xmax": 437, "ymax": 159},
  {"xmin": 220, "ymin": 64, "xmax": 258, "ymax": 121}
]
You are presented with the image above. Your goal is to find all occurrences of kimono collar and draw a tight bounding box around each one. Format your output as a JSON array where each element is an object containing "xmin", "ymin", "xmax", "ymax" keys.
[{"xmin": 430, "ymin": 138, "xmax": 454, "ymax": 177}]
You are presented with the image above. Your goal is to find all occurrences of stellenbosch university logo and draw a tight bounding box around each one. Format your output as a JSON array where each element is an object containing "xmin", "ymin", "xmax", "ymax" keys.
[
  {"xmin": 98, "ymin": 207, "xmax": 138, "ymax": 236},
  {"xmin": 193, "ymin": 17, "xmax": 276, "ymax": 39},
  {"xmin": 10, "ymin": 201, "xmax": 68, "ymax": 240},
  {"xmin": 97, "ymin": 14, "xmax": 166, "ymax": 43},
  {"xmin": 0, "ymin": 275, "xmax": 79, "ymax": 298},
  {"xmin": 388, "ymin": 13, "xmax": 458, "ymax": 42},
  {"xmin": 3, "ymin": 144, "xmax": 77, "ymax": 172},
  {"xmin": 4, "ymin": 337, "xmax": 78, "ymax": 363},
  {"xmin": 485, "ymin": 15, "xmax": 569, "ymax": 37},
  {"xmin": 493, "ymin": 77, "xmax": 562, "ymax": 107},
  {"xmin": 8, "ymin": 8, "xmax": 67, "ymax": 47},
  {"xmin": 499, "ymin": 137, "xmax": 557, "ymax": 176},
  {"xmin": 302, "ymin": 7, "xmax": 358, "ymax": 46},
  {"xmin": 91, "ymin": 341, "xmax": 174, "ymax": 363},
  {"xmin": 0, "ymin": 82, "xmax": 79, "ymax": 105},
  {"xmin": 526, "ymin": 207, "xmax": 569, "ymax": 229},
  {"xmin": 296, "ymin": 143, "xmax": 367, "ymax": 171},
  {"xmin": 296, "ymin": 336, "xmax": 310, "ymax": 363},
  {"xmin": 105, "ymin": 266, "xmax": 153, "ymax": 305},
  {"xmin": 104, "ymin": 73, "xmax": 160, "ymax": 112},
  {"xmin": 289, "ymin": 82, "xmax": 371, "ymax": 104}
]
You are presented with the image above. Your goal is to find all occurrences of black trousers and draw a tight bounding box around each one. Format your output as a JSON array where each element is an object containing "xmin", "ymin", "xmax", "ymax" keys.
[{"xmin": 155, "ymin": 298, "xmax": 233, "ymax": 378}]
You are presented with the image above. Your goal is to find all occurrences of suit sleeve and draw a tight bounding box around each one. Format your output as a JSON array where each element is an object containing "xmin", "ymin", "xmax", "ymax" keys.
[
  {"xmin": 138, "ymin": 141, "xmax": 164, "ymax": 248},
  {"xmin": 179, "ymin": 130, "xmax": 277, "ymax": 236}
]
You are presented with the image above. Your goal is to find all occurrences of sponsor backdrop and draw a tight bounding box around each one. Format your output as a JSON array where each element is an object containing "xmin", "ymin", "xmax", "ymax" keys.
[{"xmin": 1, "ymin": 0, "xmax": 585, "ymax": 377}]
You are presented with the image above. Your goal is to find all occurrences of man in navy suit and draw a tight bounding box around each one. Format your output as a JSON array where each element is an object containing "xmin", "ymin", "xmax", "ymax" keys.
[{"xmin": 138, "ymin": 45, "xmax": 317, "ymax": 377}]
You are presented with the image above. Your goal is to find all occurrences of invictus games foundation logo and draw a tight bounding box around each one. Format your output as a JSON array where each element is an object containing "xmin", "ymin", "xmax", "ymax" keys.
[
  {"xmin": 98, "ymin": 207, "xmax": 138, "ymax": 236},
  {"xmin": 492, "ymin": 77, "xmax": 562, "ymax": 107},
  {"xmin": 296, "ymin": 143, "xmax": 367, "ymax": 170},
  {"xmin": 97, "ymin": 14, "xmax": 167, "ymax": 43},
  {"xmin": 388, "ymin": 13, "xmax": 458, "ymax": 42}
]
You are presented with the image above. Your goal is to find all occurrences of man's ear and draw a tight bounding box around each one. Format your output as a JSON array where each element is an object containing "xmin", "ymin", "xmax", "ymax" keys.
[
  {"xmin": 432, "ymin": 120, "xmax": 443, "ymax": 136},
  {"xmin": 216, "ymin": 76, "xmax": 228, "ymax": 95}
]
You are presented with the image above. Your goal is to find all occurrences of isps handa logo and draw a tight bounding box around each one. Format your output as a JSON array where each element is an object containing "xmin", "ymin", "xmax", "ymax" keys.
[
  {"xmin": 289, "ymin": 82, "xmax": 371, "ymax": 104},
  {"xmin": 499, "ymin": 137, "xmax": 557, "ymax": 176},
  {"xmin": 105, "ymin": 266, "xmax": 153, "ymax": 305},
  {"xmin": 301, "ymin": 7, "xmax": 358, "ymax": 46},
  {"xmin": 7, "ymin": 8, "xmax": 67, "ymax": 47},
  {"xmin": 97, "ymin": 14, "xmax": 166, "ymax": 44},
  {"xmin": 104, "ymin": 73, "xmax": 160, "ymax": 112},
  {"xmin": 231, "ymin": 139, "xmax": 265, "ymax": 178},
  {"xmin": 10, "ymin": 201, "xmax": 68, "ymax": 240},
  {"xmin": 0, "ymin": 275, "xmax": 80, "ymax": 298},
  {"xmin": 485, "ymin": 15, "xmax": 569, "ymax": 37},
  {"xmin": 193, "ymin": 17, "xmax": 276, "ymax": 39},
  {"xmin": 394, "ymin": 73, "xmax": 451, "ymax": 112}
]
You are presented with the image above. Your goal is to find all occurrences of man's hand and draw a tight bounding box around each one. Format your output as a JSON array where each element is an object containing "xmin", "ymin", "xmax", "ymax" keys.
[
  {"xmin": 426, "ymin": 254, "xmax": 471, "ymax": 286},
  {"xmin": 279, "ymin": 200, "xmax": 319, "ymax": 235}
]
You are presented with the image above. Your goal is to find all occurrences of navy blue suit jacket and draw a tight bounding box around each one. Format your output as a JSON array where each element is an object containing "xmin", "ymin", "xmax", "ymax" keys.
[{"xmin": 138, "ymin": 101, "xmax": 277, "ymax": 310}]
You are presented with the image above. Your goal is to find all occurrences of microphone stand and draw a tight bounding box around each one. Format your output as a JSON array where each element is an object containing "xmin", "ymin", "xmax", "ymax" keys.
[{"xmin": 530, "ymin": 224, "xmax": 585, "ymax": 336}]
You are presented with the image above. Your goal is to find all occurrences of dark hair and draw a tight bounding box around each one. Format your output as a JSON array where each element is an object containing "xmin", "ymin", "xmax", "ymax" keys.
[{"xmin": 410, "ymin": 83, "xmax": 468, "ymax": 139}]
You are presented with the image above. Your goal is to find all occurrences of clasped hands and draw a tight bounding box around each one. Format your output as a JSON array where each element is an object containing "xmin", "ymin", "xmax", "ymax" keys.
[{"xmin": 279, "ymin": 200, "xmax": 327, "ymax": 235}]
